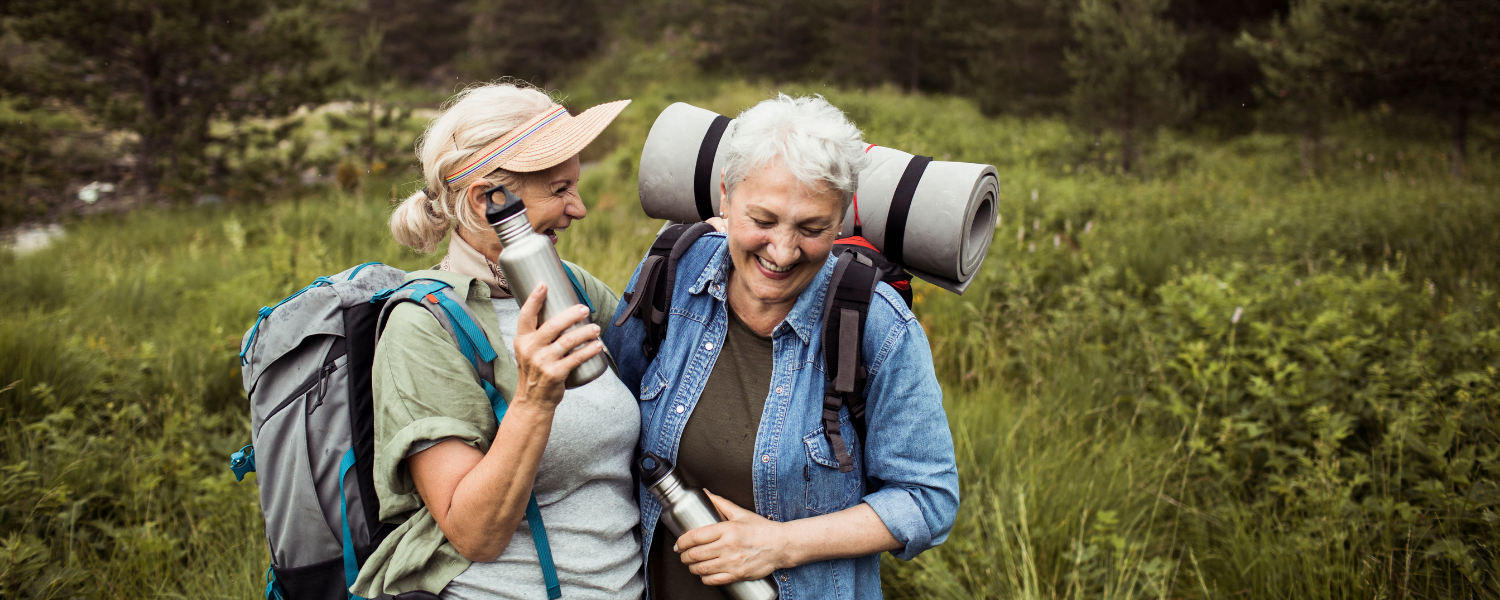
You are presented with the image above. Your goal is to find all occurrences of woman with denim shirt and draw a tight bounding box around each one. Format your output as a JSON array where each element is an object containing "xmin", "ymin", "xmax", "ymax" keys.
[{"xmin": 604, "ymin": 94, "xmax": 959, "ymax": 599}]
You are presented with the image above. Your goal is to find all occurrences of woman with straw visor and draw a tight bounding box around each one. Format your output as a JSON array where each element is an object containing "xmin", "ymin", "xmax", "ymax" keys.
[
  {"xmin": 351, "ymin": 83, "xmax": 643, "ymax": 599},
  {"xmin": 606, "ymin": 94, "xmax": 959, "ymax": 599}
]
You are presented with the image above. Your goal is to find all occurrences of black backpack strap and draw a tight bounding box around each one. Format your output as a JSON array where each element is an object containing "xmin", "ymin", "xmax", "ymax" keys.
[
  {"xmin": 614, "ymin": 222, "xmax": 718, "ymax": 360},
  {"xmin": 819, "ymin": 249, "xmax": 881, "ymax": 473}
]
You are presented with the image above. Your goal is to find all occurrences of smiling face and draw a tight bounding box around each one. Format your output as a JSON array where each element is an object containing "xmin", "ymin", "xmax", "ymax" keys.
[
  {"xmin": 464, "ymin": 154, "xmax": 584, "ymax": 253},
  {"xmin": 721, "ymin": 160, "xmax": 845, "ymax": 320},
  {"xmin": 514, "ymin": 154, "xmax": 585, "ymax": 245}
]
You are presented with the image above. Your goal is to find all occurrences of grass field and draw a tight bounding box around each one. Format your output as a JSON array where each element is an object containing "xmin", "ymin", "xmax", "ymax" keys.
[{"xmin": 2, "ymin": 72, "xmax": 1498, "ymax": 598}]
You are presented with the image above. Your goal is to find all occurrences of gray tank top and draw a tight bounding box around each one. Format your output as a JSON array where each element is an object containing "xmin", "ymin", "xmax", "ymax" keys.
[{"xmin": 413, "ymin": 298, "xmax": 644, "ymax": 600}]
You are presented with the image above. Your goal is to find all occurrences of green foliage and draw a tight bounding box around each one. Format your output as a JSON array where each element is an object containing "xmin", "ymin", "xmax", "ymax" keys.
[
  {"xmin": 0, "ymin": 0, "xmax": 343, "ymax": 194},
  {"xmin": 1065, "ymin": 0, "xmax": 1190, "ymax": 172},
  {"xmin": 2, "ymin": 78, "xmax": 1499, "ymax": 598},
  {"xmin": 459, "ymin": 0, "xmax": 608, "ymax": 87}
]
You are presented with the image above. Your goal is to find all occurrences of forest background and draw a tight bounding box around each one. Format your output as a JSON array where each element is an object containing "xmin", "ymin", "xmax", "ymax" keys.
[{"xmin": 1, "ymin": 0, "xmax": 1498, "ymax": 598}]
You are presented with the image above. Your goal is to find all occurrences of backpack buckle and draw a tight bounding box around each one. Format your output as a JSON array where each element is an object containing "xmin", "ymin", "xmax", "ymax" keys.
[{"xmin": 230, "ymin": 444, "xmax": 256, "ymax": 482}]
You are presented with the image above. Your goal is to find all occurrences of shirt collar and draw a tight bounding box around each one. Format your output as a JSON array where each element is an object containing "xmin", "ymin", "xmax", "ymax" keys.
[
  {"xmin": 689, "ymin": 238, "xmax": 838, "ymax": 345},
  {"xmin": 440, "ymin": 232, "xmax": 511, "ymax": 298}
]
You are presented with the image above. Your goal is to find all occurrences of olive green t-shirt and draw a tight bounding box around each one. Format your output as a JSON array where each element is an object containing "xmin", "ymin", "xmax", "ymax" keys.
[{"xmin": 649, "ymin": 305, "xmax": 773, "ymax": 600}]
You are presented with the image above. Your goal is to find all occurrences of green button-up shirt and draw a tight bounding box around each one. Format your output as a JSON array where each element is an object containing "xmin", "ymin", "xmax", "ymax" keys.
[{"xmin": 351, "ymin": 264, "xmax": 619, "ymax": 597}]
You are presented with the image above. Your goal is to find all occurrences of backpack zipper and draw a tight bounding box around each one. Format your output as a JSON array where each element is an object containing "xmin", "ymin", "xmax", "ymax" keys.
[{"xmin": 262, "ymin": 355, "xmax": 340, "ymax": 423}]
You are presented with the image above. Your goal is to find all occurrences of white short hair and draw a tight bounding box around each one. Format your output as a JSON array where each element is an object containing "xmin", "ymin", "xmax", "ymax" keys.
[{"xmin": 723, "ymin": 94, "xmax": 868, "ymax": 211}]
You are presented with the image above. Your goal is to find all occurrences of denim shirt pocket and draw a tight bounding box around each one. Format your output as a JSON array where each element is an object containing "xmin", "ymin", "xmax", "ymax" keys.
[
  {"xmin": 636, "ymin": 367, "xmax": 669, "ymax": 422},
  {"xmin": 801, "ymin": 416, "xmax": 862, "ymax": 515}
]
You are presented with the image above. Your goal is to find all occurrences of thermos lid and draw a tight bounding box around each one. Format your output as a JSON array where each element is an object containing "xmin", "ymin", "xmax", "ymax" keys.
[
  {"xmin": 483, "ymin": 184, "xmax": 527, "ymax": 226},
  {"xmin": 639, "ymin": 452, "xmax": 674, "ymax": 486}
]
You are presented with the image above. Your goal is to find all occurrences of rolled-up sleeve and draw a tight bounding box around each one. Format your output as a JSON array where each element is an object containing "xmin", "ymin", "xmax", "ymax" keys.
[
  {"xmin": 858, "ymin": 303, "xmax": 959, "ymax": 560},
  {"xmin": 373, "ymin": 303, "xmax": 499, "ymax": 517}
]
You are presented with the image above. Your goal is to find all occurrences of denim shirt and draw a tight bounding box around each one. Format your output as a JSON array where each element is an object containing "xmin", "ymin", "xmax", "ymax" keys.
[{"xmin": 603, "ymin": 233, "xmax": 959, "ymax": 600}]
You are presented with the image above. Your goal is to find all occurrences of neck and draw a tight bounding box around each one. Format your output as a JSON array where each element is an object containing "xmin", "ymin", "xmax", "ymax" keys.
[
  {"xmin": 456, "ymin": 228, "xmax": 503, "ymax": 263},
  {"xmin": 726, "ymin": 273, "xmax": 793, "ymax": 337}
]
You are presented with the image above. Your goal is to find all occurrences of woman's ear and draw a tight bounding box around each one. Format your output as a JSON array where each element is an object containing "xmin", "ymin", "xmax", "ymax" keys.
[
  {"xmin": 717, "ymin": 169, "xmax": 729, "ymax": 217},
  {"xmin": 465, "ymin": 180, "xmax": 492, "ymax": 222}
]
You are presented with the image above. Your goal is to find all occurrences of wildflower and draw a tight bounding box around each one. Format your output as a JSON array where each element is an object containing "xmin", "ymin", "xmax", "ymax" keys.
[
  {"xmin": 1029, "ymin": 242, "xmax": 1036, "ymax": 253},
  {"xmin": 1033, "ymin": 218, "xmax": 1040, "ymax": 231},
  {"xmin": 1232, "ymin": 306, "xmax": 1243, "ymax": 324},
  {"xmin": 1053, "ymin": 234, "xmax": 1060, "ymax": 249},
  {"xmin": 1084, "ymin": 221, "xmax": 1094, "ymax": 234},
  {"xmin": 1017, "ymin": 226, "xmax": 1025, "ymax": 242},
  {"xmin": 1031, "ymin": 189, "xmax": 1038, "ymax": 202}
]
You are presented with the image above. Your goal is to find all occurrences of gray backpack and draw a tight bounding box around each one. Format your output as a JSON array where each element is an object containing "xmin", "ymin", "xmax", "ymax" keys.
[
  {"xmin": 233, "ymin": 262, "xmax": 409, "ymax": 600},
  {"xmin": 232, "ymin": 263, "xmax": 595, "ymax": 600}
]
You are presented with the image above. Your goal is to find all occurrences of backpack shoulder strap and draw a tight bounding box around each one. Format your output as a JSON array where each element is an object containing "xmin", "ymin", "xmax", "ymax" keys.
[
  {"xmin": 613, "ymin": 222, "xmax": 718, "ymax": 359},
  {"xmin": 371, "ymin": 278, "xmax": 563, "ymax": 599},
  {"xmin": 375, "ymin": 279, "xmax": 501, "ymax": 389},
  {"xmin": 819, "ymin": 249, "xmax": 882, "ymax": 473}
]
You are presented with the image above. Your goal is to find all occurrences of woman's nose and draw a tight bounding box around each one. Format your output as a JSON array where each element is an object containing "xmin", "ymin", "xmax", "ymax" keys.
[
  {"xmin": 564, "ymin": 193, "xmax": 587, "ymax": 220},
  {"xmin": 766, "ymin": 230, "xmax": 801, "ymax": 264}
]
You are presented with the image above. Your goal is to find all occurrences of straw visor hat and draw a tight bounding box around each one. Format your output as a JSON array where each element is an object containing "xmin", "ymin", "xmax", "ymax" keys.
[{"xmin": 443, "ymin": 98, "xmax": 632, "ymax": 191}]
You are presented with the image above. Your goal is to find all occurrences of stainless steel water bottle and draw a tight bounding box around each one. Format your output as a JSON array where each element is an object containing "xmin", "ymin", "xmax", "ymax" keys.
[
  {"xmin": 639, "ymin": 452, "xmax": 780, "ymax": 600},
  {"xmin": 484, "ymin": 184, "xmax": 608, "ymax": 389}
]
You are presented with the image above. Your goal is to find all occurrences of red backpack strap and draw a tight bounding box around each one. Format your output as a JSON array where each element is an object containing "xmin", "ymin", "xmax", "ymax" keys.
[{"xmin": 833, "ymin": 237, "xmax": 914, "ymax": 308}]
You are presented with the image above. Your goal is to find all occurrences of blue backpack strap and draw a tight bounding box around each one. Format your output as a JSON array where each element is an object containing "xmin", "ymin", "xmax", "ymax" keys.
[
  {"xmin": 240, "ymin": 276, "xmax": 335, "ymax": 365},
  {"xmin": 375, "ymin": 278, "xmax": 563, "ymax": 600},
  {"xmin": 562, "ymin": 262, "xmax": 595, "ymax": 315},
  {"xmin": 338, "ymin": 449, "xmax": 367, "ymax": 600}
]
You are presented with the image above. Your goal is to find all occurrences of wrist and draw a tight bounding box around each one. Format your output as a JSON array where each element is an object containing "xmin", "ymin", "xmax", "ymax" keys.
[
  {"xmin": 772, "ymin": 521, "xmax": 803, "ymax": 569},
  {"xmin": 503, "ymin": 397, "xmax": 555, "ymax": 422}
]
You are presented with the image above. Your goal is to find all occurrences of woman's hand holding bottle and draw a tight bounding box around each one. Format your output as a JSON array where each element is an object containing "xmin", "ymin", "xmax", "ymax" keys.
[{"xmin": 512, "ymin": 282, "xmax": 603, "ymax": 412}]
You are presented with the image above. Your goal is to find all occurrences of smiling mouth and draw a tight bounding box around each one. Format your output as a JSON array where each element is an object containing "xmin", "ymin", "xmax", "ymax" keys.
[
  {"xmin": 754, "ymin": 255, "xmax": 796, "ymax": 279},
  {"xmin": 541, "ymin": 229, "xmax": 559, "ymax": 244}
]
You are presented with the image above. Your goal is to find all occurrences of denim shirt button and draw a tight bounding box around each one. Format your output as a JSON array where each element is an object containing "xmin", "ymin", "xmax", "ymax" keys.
[
  {"xmin": 761, "ymin": 454, "xmax": 770, "ymax": 463},
  {"xmin": 775, "ymin": 386, "xmax": 784, "ymax": 394},
  {"xmin": 675, "ymin": 405, "xmax": 684, "ymax": 414},
  {"xmin": 705, "ymin": 342, "xmax": 714, "ymax": 351},
  {"xmin": 779, "ymin": 573, "xmax": 788, "ymax": 582}
]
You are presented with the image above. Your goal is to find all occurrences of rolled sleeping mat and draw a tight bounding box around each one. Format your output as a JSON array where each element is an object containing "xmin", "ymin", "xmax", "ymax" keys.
[
  {"xmin": 638, "ymin": 102, "xmax": 999, "ymax": 294},
  {"xmin": 638, "ymin": 102, "xmax": 738, "ymax": 224}
]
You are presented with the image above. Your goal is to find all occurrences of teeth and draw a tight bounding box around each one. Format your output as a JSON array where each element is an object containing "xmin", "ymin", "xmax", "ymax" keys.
[{"xmin": 756, "ymin": 255, "xmax": 793, "ymax": 273}]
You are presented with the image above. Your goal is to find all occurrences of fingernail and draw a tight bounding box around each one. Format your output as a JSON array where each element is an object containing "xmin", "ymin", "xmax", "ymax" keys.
[
  {"xmin": 579, "ymin": 305, "xmax": 589, "ymax": 314},
  {"xmin": 673, "ymin": 544, "xmax": 679, "ymax": 553}
]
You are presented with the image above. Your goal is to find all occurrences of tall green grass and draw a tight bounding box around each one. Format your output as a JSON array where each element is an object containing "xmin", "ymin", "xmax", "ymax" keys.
[{"xmin": 2, "ymin": 76, "xmax": 1497, "ymax": 598}]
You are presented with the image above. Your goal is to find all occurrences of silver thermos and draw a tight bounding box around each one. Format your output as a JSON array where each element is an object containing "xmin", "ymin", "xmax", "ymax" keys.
[
  {"xmin": 484, "ymin": 184, "xmax": 608, "ymax": 389},
  {"xmin": 639, "ymin": 452, "xmax": 780, "ymax": 600}
]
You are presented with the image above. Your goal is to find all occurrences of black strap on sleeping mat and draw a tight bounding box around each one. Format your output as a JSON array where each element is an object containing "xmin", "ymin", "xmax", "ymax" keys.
[
  {"xmin": 694, "ymin": 115, "xmax": 732, "ymax": 220},
  {"xmin": 883, "ymin": 155, "xmax": 931, "ymax": 266}
]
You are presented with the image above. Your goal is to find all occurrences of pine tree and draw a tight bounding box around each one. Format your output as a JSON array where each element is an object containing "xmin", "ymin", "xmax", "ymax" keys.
[
  {"xmin": 462, "ymin": 0, "xmax": 607, "ymax": 87},
  {"xmin": 952, "ymin": 0, "xmax": 1073, "ymax": 115},
  {"xmin": 1065, "ymin": 0, "xmax": 1189, "ymax": 173},
  {"xmin": 0, "ymin": 0, "xmax": 342, "ymax": 194},
  {"xmin": 1357, "ymin": 0, "xmax": 1500, "ymax": 179},
  {"xmin": 1237, "ymin": 0, "xmax": 1374, "ymax": 177}
]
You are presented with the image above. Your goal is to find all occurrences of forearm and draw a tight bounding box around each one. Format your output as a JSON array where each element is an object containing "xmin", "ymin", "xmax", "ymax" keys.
[
  {"xmin": 444, "ymin": 403, "xmax": 554, "ymax": 560},
  {"xmin": 780, "ymin": 503, "xmax": 901, "ymax": 567}
]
